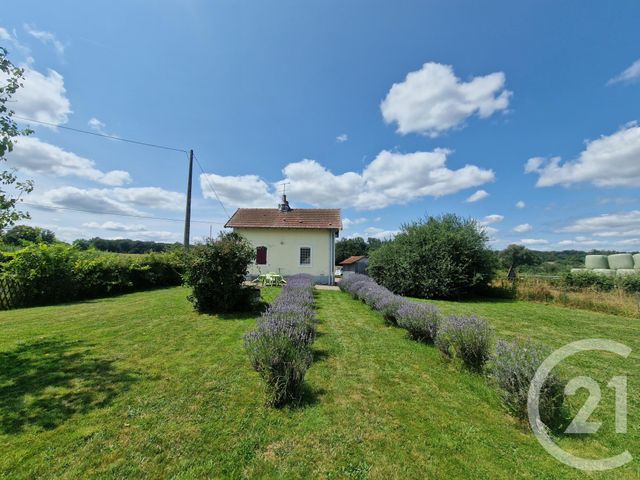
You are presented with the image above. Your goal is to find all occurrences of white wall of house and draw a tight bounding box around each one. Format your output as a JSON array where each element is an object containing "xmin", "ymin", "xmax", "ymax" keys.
[{"xmin": 235, "ymin": 227, "xmax": 336, "ymax": 284}]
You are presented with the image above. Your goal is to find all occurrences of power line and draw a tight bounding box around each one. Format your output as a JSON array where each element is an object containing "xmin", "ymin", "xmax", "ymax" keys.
[
  {"xmin": 192, "ymin": 152, "xmax": 231, "ymax": 218},
  {"xmin": 22, "ymin": 202, "xmax": 224, "ymax": 225},
  {"xmin": 13, "ymin": 115, "xmax": 188, "ymax": 153}
]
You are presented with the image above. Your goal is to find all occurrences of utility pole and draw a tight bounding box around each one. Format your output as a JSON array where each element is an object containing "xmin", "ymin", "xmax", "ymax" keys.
[{"xmin": 183, "ymin": 149, "xmax": 193, "ymax": 249}]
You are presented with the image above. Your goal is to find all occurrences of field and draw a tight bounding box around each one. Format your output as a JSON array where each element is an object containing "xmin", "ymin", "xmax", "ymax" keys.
[{"xmin": 0, "ymin": 287, "xmax": 638, "ymax": 479}]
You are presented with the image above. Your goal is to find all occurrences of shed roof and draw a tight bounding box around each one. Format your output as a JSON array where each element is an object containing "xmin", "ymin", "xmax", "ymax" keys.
[
  {"xmin": 225, "ymin": 208, "xmax": 341, "ymax": 230},
  {"xmin": 339, "ymin": 255, "xmax": 367, "ymax": 265}
]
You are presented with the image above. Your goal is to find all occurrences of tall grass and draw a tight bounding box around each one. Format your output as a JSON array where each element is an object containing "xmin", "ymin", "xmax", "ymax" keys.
[{"xmin": 497, "ymin": 276, "xmax": 640, "ymax": 318}]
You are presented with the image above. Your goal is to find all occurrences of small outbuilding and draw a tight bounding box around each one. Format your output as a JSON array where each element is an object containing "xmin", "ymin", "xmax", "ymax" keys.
[{"xmin": 339, "ymin": 255, "xmax": 368, "ymax": 276}]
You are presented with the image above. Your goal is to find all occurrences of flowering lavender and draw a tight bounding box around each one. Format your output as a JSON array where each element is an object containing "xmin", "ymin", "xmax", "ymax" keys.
[
  {"xmin": 244, "ymin": 273, "xmax": 318, "ymax": 406},
  {"xmin": 372, "ymin": 291, "xmax": 406, "ymax": 324},
  {"xmin": 490, "ymin": 339, "xmax": 565, "ymax": 424},
  {"xmin": 396, "ymin": 301, "xmax": 440, "ymax": 342},
  {"xmin": 435, "ymin": 315, "xmax": 492, "ymax": 371}
]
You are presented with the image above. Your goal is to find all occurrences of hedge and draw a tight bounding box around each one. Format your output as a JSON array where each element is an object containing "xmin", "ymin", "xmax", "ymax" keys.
[{"xmin": 0, "ymin": 243, "xmax": 184, "ymax": 308}]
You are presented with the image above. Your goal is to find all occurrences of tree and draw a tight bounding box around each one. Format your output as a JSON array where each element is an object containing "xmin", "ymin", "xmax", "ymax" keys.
[
  {"xmin": 0, "ymin": 47, "xmax": 33, "ymax": 231},
  {"xmin": 366, "ymin": 237, "xmax": 384, "ymax": 252},
  {"xmin": 2, "ymin": 225, "xmax": 56, "ymax": 245},
  {"xmin": 368, "ymin": 214, "xmax": 496, "ymax": 299},
  {"xmin": 335, "ymin": 237, "xmax": 368, "ymax": 264},
  {"xmin": 499, "ymin": 244, "xmax": 538, "ymax": 270}
]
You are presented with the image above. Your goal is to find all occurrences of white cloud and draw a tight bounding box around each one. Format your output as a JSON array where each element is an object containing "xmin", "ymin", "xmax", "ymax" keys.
[
  {"xmin": 557, "ymin": 237, "xmax": 604, "ymax": 248},
  {"xmin": 526, "ymin": 122, "xmax": 640, "ymax": 188},
  {"xmin": 348, "ymin": 226, "xmax": 399, "ymax": 240},
  {"xmin": 516, "ymin": 200, "xmax": 525, "ymax": 209},
  {"xmin": 561, "ymin": 210, "xmax": 640, "ymax": 238},
  {"xmin": 80, "ymin": 221, "xmax": 176, "ymax": 240},
  {"xmin": 520, "ymin": 238, "xmax": 549, "ymax": 246},
  {"xmin": 23, "ymin": 24, "xmax": 65, "ymax": 55},
  {"xmin": 483, "ymin": 226, "xmax": 499, "ymax": 236},
  {"xmin": 83, "ymin": 221, "xmax": 148, "ymax": 232},
  {"xmin": 342, "ymin": 217, "xmax": 368, "ymax": 229},
  {"xmin": 36, "ymin": 187, "xmax": 141, "ymax": 215},
  {"xmin": 285, "ymin": 150, "xmax": 495, "ymax": 210},
  {"xmin": 513, "ymin": 223, "xmax": 532, "ymax": 233},
  {"xmin": 466, "ymin": 189, "xmax": 489, "ymax": 203},
  {"xmin": 200, "ymin": 173, "xmax": 278, "ymax": 208},
  {"xmin": 11, "ymin": 65, "xmax": 72, "ymax": 125},
  {"xmin": 111, "ymin": 187, "xmax": 185, "ymax": 211},
  {"xmin": 202, "ymin": 149, "xmax": 494, "ymax": 211},
  {"xmin": 8, "ymin": 136, "xmax": 131, "ymax": 186},
  {"xmin": 608, "ymin": 59, "xmax": 640, "ymax": 85},
  {"xmin": 34, "ymin": 186, "xmax": 185, "ymax": 215},
  {"xmin": 336, "ymin": 133, "xmax": 348, "ymax": 143},
  {"xmin": 479, "ymin": 214, "xmax": 504, "ymax": 225},
  {"xmin": 88, "ymin": 117, "xmax": 107, "ymax": 134},
  {"xmin": 0, "ymin": 26, "xmax": 31, "ymax": 59},
  {"xmin": 363, "ymin": 227, "xmax": 399, "ymax": 240},
  {"xmin": 380, "ymin": 62, "xmax": 511, "ymax": 137}
]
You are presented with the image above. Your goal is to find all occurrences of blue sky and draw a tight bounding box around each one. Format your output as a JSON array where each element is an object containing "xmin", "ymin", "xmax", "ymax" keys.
[{"xmin": 3, "ymin": 1, "xmax": 640, "ymax": 249}]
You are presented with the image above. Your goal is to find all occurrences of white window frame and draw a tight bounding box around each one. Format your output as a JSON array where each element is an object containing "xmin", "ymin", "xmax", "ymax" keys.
[{"xmin": 298, "ymin": 245, "xmax": 312, "ymax": 267}]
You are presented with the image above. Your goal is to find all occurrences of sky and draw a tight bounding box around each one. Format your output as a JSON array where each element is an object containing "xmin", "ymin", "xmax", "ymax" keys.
[{"xmin": 2, "ymin": 0, "xmax": 640, "ymax": 250}]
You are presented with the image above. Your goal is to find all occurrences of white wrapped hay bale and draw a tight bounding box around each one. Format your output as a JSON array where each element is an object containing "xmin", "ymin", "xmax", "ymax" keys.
[
  {"xmin": 570, "ymin": 268, "xmax": 589, "ymax": 273},
  {"xmin": 585, "ymin": 255, "xmax": 609, "ymax": 270},
  {"xmin": 593, "ymin": 269, "xmax": 616, "ymax": 277},
  {"xmin": 608, "ymin": 254, "xmax": 634, "ymax": 270},
  {"xmin": 634, "ymin": 253, "xmax": 640, "ymax": 269},
  {"xmin": 616, "ymin": 269, "xmax": 637, "ymax": 277}
]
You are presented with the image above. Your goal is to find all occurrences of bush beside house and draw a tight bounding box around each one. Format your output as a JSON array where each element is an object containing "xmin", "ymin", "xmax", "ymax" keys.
[
  {"xmin": 183, "ymin": 232, "xmax": 256, "ymax": 313},
  {"xmin": 368, "ymin": 214, "xmax": 495, "ymax": 299}
]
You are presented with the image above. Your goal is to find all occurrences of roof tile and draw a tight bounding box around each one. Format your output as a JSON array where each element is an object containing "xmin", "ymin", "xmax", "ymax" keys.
[{"xmin": 225, "ymin": 208, "xmax": 341, "ymax": 229}]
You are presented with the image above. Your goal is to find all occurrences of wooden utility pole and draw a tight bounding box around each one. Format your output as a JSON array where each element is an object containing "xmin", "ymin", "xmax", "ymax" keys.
[{"xmin": 183, "ymin": 149, "xmax": 193, "ymax": 249}]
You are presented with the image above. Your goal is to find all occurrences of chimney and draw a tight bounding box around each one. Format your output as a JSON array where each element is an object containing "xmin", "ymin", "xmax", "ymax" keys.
[{"xmin": 278, "ymin": 194, "xmax": 291, "ymax": 212}]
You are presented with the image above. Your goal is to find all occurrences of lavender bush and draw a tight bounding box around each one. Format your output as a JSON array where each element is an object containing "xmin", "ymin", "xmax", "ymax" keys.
[
  {"xmin": 490, "ymin": 339, "xmax": 566, "ymax": 425},
  {"xmin": 373, "ymin": 292, "xmax": 406, "ymax": 324},
  {"xmin": 244, "ymin": 274, "xmax": 317, "ymax": 406},
  {"xmin": 396, "ymin": 302, "xmax": 440, "ymax": 342},
  {"xmin": 435, "ymin": 315, "xmax": 492, "ymax": 371}
]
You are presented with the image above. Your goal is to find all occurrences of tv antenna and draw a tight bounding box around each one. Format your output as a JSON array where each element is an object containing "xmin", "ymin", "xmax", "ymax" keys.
[{"xmin": 279, "ymin": 181, "xmax": 290, "ymax": 196}]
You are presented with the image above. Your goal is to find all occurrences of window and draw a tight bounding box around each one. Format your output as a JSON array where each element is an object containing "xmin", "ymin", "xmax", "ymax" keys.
[
  {"xmin": 299, "ymin": 246, "xmax": 311, "ymax": 266},
  {"xmin": 256, "ymin": 246, "xmax": 267, "ymax": 265}
]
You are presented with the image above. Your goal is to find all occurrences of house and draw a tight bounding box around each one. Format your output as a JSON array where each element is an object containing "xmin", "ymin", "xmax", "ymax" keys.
[
  {"xmin": 339, "ymin": 255, "xmax": 369, "ymax": 276},
  {"xmin": 224, "ymin": 195, "xmax": 341, "ymax": 285}
]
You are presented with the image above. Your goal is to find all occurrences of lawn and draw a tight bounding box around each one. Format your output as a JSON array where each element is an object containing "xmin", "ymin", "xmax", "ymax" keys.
[{"xmin": 0, "ymin": 287, "xmax": 638, "ymax": 479}]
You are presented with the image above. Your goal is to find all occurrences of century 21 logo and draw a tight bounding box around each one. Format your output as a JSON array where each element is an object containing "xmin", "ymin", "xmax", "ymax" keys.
[{"xmin": 528, "ymin": 339, "xmax": 632, "ymax": 471}]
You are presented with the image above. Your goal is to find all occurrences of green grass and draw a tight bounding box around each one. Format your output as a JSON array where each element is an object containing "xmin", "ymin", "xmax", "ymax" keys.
[{"xmin": 0, "ymin": 287, "xmax": 638, "ymax": 478}]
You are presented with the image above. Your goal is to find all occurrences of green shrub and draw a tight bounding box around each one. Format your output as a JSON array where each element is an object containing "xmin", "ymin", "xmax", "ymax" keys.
[
  {"xmin": 562, "ymin": 271, "xmax": 615, "ymax": 291},
  {"xmin": 1, "ymin": 244, "xmax": 184, "ymax": 307},
  {"xmin": 368, "ymin": 214, "xmax": 495, "ymax": 299},
  {"xmin": 617, "ymin": 274, "xmax": 640, "ymax": 294},
  {"xmin": 1, "ymin": 243, "xmax": 78, "ymax": 306},
  {"xmin": 183, "ymin": 232, "xmax": 255, "ymax": 313}
]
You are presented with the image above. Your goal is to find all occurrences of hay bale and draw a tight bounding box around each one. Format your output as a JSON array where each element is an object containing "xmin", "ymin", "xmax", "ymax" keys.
[
  {"xmin": 570, "ymin": 268, "xmax": 589, "ymax": 273},
  {"xmin": 608, "ymin": 254, "xmax": 634, "ymax": 270},
  {"xmin": 633, "ymin": 253, "xmax": 640, "ymax": 269},
  {"xmin": 616, "ymin": 269, "xmax": 637, "ymax": 277},
  {"xmin": 585, "ymin": 255, "xmax": 609, "ymax": 269},
  {"xmin": 593, "ymin": 269, "xmax": 616, "ymax": 277}
]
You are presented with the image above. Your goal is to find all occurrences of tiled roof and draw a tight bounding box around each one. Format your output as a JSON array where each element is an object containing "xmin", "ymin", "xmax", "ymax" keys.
[
  {"xmin": 339, "ymin": 255, "xmax": 366, "ymax": 265},
  {"xmin": 225, "ymin": 208, "xmax": 342, "ymax": 229}
]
